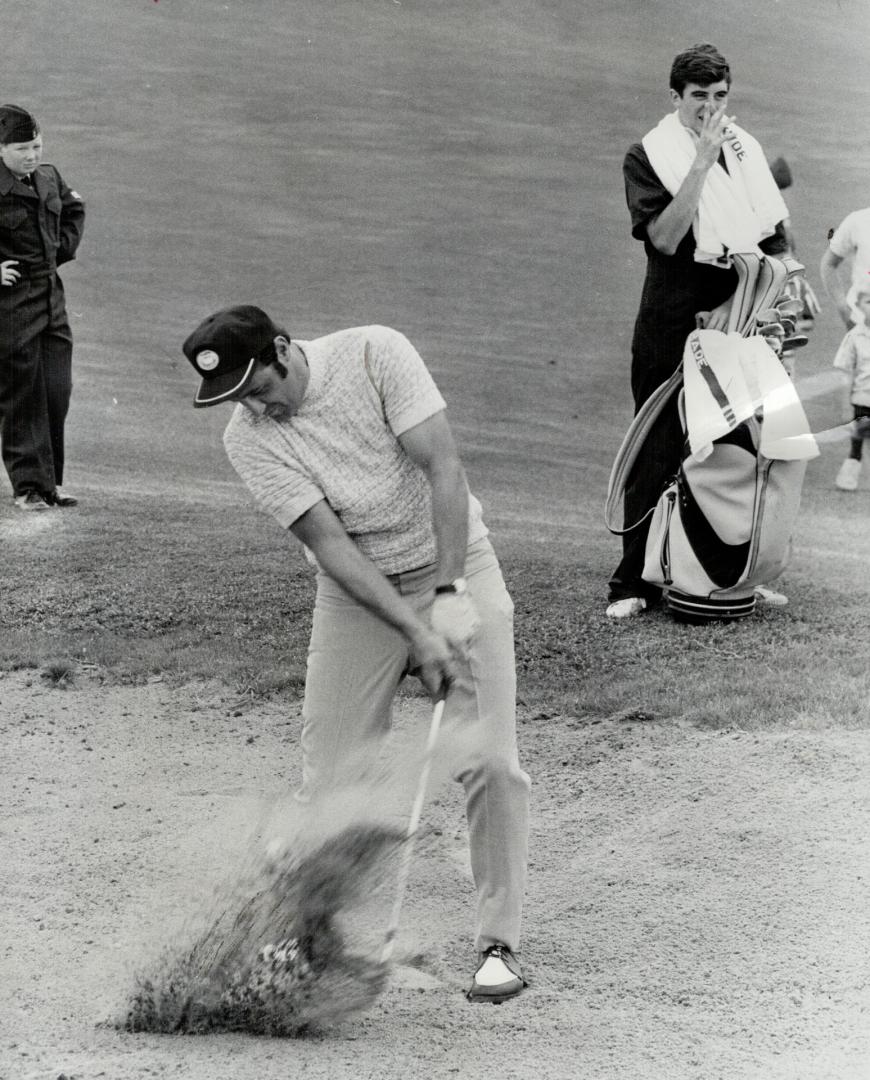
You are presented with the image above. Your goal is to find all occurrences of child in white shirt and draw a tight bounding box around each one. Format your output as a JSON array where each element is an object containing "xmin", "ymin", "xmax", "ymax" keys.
[{"xmin": 833, "ymin": 285, "xmax": 870, "ymax": 490}]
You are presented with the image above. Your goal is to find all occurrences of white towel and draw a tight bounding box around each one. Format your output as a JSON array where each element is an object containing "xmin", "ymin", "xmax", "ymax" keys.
[
  {"xmin": 642, "ymin": 112, "xmax": 789, "ymax": 266},
  {"xmin": 682, "ymin": 329, "xmax": 818, "ymax": 461}
]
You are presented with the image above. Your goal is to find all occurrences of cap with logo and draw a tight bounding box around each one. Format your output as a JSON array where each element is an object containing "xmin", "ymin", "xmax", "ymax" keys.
[
  {"xmin": 0, "ymin": 104, "xmax": 39, "ymax": 145},
  {"xmin": 182, "ymin": 305, "xmax": 280, "ymax": 408}
]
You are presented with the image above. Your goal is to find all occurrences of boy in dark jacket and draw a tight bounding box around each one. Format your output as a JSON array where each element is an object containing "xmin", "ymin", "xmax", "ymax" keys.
[{"xmin": 0, "ymin": 104, "xmax": 85, "ymax": 510}]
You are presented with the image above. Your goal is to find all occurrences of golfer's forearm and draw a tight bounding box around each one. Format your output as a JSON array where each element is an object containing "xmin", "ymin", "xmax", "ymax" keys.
[
  {"xmin": 290, "ymin": 502, "xmax": 431, "ymax": 645},
  {"xmin": 310, "ymin": 534, "xmax": 431, "ymax": 645},
  {"xmin": 427, "ymin": 458, "xmax": 470, "ymax": 586},
  {"xmin": 647, "ymin": 162, "xmax": 710, "ymax": 255}
]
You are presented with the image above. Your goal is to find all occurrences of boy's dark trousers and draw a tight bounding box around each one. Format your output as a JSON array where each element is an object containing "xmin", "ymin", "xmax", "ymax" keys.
[{"xmin": 0, "ymin": 276, "xmax": 73, "ymax": 497}]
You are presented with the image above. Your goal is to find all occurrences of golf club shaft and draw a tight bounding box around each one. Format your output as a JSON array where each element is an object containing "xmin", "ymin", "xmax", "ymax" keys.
[{"xmin": 380, "ymin": 695, "xmax": 446, "ymax": 964}]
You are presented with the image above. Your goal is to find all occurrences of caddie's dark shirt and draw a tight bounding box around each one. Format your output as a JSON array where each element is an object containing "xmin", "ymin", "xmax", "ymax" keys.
[{"xmin": 624, "ymin": 142, "xmax": 787, "ymax": 405}]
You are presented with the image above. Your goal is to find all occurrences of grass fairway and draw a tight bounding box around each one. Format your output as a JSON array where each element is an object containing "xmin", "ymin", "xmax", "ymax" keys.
[{"xmin": 2, "ymin": 0, "xmax": 869, "ymax": 723}]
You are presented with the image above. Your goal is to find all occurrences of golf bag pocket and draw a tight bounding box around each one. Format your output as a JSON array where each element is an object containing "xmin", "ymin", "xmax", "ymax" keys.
[{"xmin": 642, "ymin": 417, "xmax": 807, "ymax": 622}]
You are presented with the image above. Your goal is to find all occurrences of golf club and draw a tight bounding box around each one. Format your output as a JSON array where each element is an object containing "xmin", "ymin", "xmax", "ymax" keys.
[{"xmin": 380, "ymin": 692, "xmax": 447, "ymax": 965}]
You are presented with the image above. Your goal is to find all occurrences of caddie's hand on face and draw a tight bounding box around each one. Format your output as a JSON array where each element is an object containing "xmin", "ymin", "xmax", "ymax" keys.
[
  {"xmin": 1, "ymin": 260, "xmax": 21, "ymax": 287},
  {"xmin": 431, "ymin": 591, "xmax": 480, "ymax": 653},
  {"xmin": 696, "ymin": 103, "xmax": 733, "ymax": 167}
]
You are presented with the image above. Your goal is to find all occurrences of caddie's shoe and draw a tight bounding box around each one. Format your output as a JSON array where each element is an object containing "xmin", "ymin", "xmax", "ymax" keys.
[
  {"xmin": 606, "ymin": 597, "xmax": 647, "ymax": 619},
  {"xmin": 466, "ymin": 944, "xmax": 526, "ymax": 1005},
  {"xmin": 835, "ymin": 457, "xmax": 861, "ymax": 491},
  {"xmin": 47, "ymin": 488, "xmax": 78, "ymax": 507},
  {"xmin": 13, "ymin": 490, "xmax": 51, "ymax": 512},
  {"xmin": 754, "ymin": 585, "xmax": 788, "ymax": 607}
]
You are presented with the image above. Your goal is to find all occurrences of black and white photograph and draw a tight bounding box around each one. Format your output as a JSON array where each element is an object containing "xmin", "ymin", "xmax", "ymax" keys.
[{"xmin": 2, "ymin": 2, "xmax": 868, "ymax": 1077}]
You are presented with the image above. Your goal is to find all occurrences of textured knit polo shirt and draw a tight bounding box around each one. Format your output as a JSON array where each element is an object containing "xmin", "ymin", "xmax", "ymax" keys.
[{"xmin": 223, "ymin": 324, "xmax": 487, "ymax": 574}]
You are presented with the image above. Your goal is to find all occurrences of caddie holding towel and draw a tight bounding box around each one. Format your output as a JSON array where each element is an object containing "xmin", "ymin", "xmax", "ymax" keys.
[
  {"xmin": 0, "ymin": 104, "xmax": 85, "ymax": 511},
  {"xmin": 606, "ymin": 43, "xmax": 792, "ymax": 618},
  {"xmin": 181, "ymin": 305, "xmax": 531, "ymax": 1004}
]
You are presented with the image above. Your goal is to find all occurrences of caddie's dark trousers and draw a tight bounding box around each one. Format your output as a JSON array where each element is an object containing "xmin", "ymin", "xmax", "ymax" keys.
[{"xmin": 0, "ymin": 278, "xmax": 72, "ymax": 497}]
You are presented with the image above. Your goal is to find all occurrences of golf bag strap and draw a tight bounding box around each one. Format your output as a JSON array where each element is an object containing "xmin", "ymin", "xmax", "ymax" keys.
[{"xmin": 604, "ymin": 366, "xmax": 684, "ymax": 535}]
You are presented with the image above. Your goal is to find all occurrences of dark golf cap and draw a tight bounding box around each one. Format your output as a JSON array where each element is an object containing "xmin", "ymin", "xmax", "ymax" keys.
[
  {"xmin": 0, "ymin": 104, "xmax": 39, "ymax": 144},
  {"xmin": 183, "ymin": 305, "xmax": 280, "ymax": 408}
]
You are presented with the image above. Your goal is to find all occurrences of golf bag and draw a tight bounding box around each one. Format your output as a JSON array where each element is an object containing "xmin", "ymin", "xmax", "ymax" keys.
[
  {"xmin": 605, "ymin": 254, "xmax": 814, "ymax": 623},
  {"xmin": 606, "ymin": 369, "xmax": 806, "ymax": 622}
]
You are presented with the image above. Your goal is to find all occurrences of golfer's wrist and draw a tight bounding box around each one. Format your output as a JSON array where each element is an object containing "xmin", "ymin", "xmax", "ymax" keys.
[{"xmin": 434, "ymin": 576, "xmax": 468, "ymax": 597}]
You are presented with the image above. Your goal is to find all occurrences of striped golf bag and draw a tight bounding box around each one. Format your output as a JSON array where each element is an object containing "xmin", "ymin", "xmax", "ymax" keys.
[{"xmin": 605, "ymin": 254, "xmax": 810, "ymax": 623}]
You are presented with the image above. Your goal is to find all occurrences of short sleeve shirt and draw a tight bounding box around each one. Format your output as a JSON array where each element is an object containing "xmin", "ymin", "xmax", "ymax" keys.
[
  {"xmin": 223, "ymin": 324, "xmax": 487, "ymax": 574},
  {"xmin": 833, "ymin": 323, "xmax": 870, "ymax": 406},
  {"xmin": 828, "ymin": 208, "xmax": 870, "ymax": 290},
  {"xmin": 624, "ymin": 143, "xmax": 738, "ymax": 388},
  {"xmin": 624, "ymin": 143, "xmax": 787, "ymax": 397}
]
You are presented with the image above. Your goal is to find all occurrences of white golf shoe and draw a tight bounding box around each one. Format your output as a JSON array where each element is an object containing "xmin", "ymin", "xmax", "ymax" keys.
[
  {"xmin": 835, "ymin": 458, "xmax": 861, "ymax": 491},
  {"xmin": 466, "ymin": 944, "xmax": 526, "ymax": 1004},
  {"xmin": 606, "ymin": 597, "xmax": 647, "ymax": 619}
]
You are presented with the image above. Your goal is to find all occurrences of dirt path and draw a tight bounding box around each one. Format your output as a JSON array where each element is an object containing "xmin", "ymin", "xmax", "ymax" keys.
[{"xmin": 2, "ymin": 668, "xmax": 868, "ymax": 1080}]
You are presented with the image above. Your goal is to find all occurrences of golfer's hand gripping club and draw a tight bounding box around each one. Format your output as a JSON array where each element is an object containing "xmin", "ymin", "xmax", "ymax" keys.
[{"xmin": 409, "ymin": 626, "xmax": 458, "ymax": 701}]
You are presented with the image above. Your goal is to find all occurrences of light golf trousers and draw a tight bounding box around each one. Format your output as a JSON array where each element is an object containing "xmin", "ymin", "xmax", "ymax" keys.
[{"xmin": 299, "ymin": 536, "xmax": 530, "ymax": 954}]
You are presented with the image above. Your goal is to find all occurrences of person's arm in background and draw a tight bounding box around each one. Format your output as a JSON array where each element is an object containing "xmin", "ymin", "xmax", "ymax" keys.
[{"xmin": 820, "ymin": 248, "xmax": 854, "ymax": 328}]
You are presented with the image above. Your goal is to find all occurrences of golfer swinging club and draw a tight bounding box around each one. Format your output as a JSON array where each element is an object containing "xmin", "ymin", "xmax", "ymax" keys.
[{"xmin": 182, "ymin": 307, "xmax": 530, "ymax": 1003}]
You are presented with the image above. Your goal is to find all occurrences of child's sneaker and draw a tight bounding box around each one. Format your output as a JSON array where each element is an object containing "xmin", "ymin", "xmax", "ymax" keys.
[{"xmin": 835, "ymin": 458, "xmax": 861, "ymax": 491}]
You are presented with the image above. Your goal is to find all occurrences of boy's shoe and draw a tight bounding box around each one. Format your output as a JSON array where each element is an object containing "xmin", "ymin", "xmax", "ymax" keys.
[
  {"xmin": 754, "ymin": 585, "xmax": 788, "ymax": 607},
  {"xmin": 835, "ymin": 458, "xmax": 861, "ymax": 491},
  {"xmin": 466, "ymin": 944, "xmax": 526, "ymax": 1004},
  {"xmin": 13, "ymin": 490, "xmax": 51, "ymax": 512},
  {"xmin": 47, "ymin": 488, "xmax": 78, "ymax": 507},
  {"xmin": 606, "ymin": 597, "xmax": 647, "ymax": 619}
]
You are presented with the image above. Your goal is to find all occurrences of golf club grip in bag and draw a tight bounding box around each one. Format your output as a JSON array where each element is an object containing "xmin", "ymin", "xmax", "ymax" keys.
[{"xmin": 605, "ymin": 368, "xmax": 807, "ymax": 623}]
